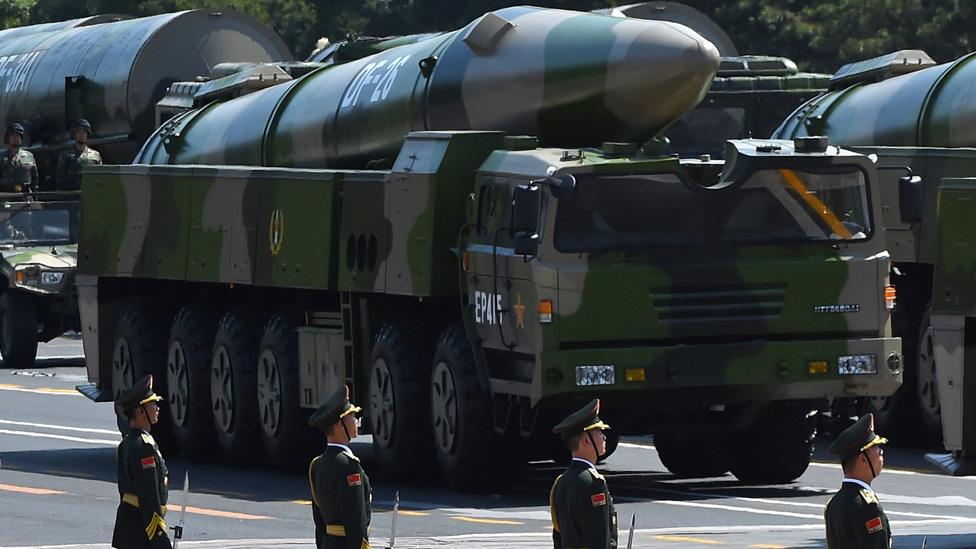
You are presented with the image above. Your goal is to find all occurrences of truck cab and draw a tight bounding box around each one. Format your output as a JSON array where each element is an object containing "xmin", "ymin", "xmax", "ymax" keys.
[{"xmin": 462, "ymin": 135, "xmax": 901, "ymax": 481}]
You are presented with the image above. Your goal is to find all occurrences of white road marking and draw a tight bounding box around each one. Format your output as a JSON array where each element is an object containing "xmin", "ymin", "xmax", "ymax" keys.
[
  {"xmin": 0, "ymin": 419, "xmax": 118, "ymax": 435},
  {"xmin": 0, "ymin": 428, "xmax": 117, "ymax": 446},
  {"xmin": 619, "ymin": 441, "xmax": 970, "ymax": 479},
  {"xmin": 441, "ymin": 507, "xmax": 551, "ymax": 521}
]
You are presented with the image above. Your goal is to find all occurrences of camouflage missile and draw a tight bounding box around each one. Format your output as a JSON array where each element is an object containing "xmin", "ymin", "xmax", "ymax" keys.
[
  {"xmin": 138, "ymin": 6, "xmax": 720, "ymax": 168},
  {"xmin": 773, "ymin": 50, "xmax": 976, "ymax": 147}
]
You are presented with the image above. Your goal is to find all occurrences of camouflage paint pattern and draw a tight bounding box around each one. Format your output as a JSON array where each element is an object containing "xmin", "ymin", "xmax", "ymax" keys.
[
  {"xmin": 136, "ymin": 6, "xmax": 720, "ymax": 169},
  {"xmin": 773, "ymin": 51, "xmax": 976, "ymax": 148},
  {"xmin": 465, "ymin": 139, "xmax": 899, "ymax": 405}
]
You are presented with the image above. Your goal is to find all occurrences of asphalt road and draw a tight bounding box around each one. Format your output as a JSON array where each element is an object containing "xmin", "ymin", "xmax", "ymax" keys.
[{"xmin": 2, "ymin": 338, "xmax": 976, "ymax": 548}]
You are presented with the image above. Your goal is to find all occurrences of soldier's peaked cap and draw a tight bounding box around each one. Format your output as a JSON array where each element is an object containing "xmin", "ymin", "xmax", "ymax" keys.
[
  {"xmin": 553, "ymin": 399, "xmax": 610, "ymax": 438},
  {"xmin": 308, "ymin": 385, "xmax": 361, "ymax": 429},
  {"xmin": 115, "ymin": 374, "xmax": 163, "ymax": 413},
  {"xmin": 827, "ymin": 413, "xmax": 888, "ymax": 461}
]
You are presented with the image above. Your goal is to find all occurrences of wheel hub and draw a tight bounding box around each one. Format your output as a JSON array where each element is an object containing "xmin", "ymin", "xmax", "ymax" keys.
[
  {"xmin": 166, "ymin": 341, "xmax": 190, "ymax": 427},
  {"xmin": 917, "ymin": 323, "xmax": 942, "ymax": 418},
  {"xmin": 211, "ymin": 345, "xmax": 235, "ymax": 434},
  {"xmin": 257, "ymin": 349, "xmax": 282, "ymax": 438},
  {"xmin": 369, "ymin": 358, "xmax": 395, "ymax": 447},
  {"xmin": 112, "ymin": 339, "xmax": 134, "ymax": 400},
  {"xmin": 431, "ymin": 361, "xmax": 457, "ymax": 454}
]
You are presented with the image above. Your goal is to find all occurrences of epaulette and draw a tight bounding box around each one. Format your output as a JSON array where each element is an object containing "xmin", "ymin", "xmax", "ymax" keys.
[
  {"xmin": 859, "ymin": 489, "xmax": 879, "ymax": 505},
  {"xmin": 141, "ymin": 433, "xmax": 156, "ymax": 445},
  {"xmin": 342, "ymin": 450, "xmax": 360, "ymax": 462},
  {"xmin": 587, "ymin": 468, "xmax": 605, "ymax": 481}
]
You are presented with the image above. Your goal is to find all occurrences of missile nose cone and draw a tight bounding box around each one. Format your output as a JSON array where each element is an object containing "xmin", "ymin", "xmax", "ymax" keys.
[{"xmin": 605, "ymin": 20, "xmax": 721, "ymax": 136}]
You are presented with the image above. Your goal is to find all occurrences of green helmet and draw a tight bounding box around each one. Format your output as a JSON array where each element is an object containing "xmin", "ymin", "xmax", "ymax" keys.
[
  {"xmin": 4, "ymin": 123, "xmax": 25, "ymax": 144},
  {"xmin": 70, "ymin": 118, "xmax": 93, "ymax": 137}
]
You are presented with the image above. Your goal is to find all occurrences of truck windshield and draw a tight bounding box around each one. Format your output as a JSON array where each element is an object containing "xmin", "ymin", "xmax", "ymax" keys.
[
  {"xmin": 554, "ymin": 168, "xmax": 871, "ymax": 252},
  {"xmin": 0, "ymin": 209, "xmax": 73, "ymax": 245}
]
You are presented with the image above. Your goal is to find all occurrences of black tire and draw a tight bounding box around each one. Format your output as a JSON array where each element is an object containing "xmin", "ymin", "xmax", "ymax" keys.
[
  {"xmin": 166, "ymin": 306, "xmax": 219, "ymax": 460},
  {"xmin": 729, "ymin": 401, "xmax": 817, "ymax": 484},
  {"xmin": 430, "ymin": 323, "xmax": 513, "ymax": 491},
  {"xmin": 210, "ymin": 308, "xmax": 267, "ymax": 466},
  {"xmin": 258, "ymin": 313, "xmax": 319, "ymax": 471},
  {"xmin": 654, "ymin": 431, "xmax": 730, "ymax": 478},
  {"xmin": 368, "ymin": 322, "xmax": 433, "ymax": 480},
  {"xmin": 111, "ymin": 305, "xmax": 178, "ymax": 454},
  {"xmin": 0, "ymin": 292, "xmax": 38, "ymax": 369}
]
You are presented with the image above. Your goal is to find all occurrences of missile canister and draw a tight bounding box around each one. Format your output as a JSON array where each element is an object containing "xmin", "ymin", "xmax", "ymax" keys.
[
  {"xmin": 0, "ymin": 10, "xmax": 292, "ymax": 162},
  {"xmin": 773, "ymin": 50, "xmax": 976, "ymax": 147},
  {"xmin": 0, "ymin": 14, "xmax": 131, "ymax": 41},
  {"xmin": 137, "ymin": 6, "xmax": 720, "ymax": 168}
]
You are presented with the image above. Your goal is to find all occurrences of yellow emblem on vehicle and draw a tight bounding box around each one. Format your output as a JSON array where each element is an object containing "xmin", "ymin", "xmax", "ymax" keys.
[
  {"xmin": 269, "ymin": 208, "xmax": 284, "ymax": 256},
  {"xmin": 514, "ymin": 293, "xmax": 526, "ymax": 329}
]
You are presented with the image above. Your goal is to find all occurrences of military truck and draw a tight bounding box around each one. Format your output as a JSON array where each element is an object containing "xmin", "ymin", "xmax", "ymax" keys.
[
  {"xmin": 773, "ymin": 50, "xmax": 976, "ymax": 474},
  {"xmin": 76, "ymin": 6, "xmax": 901, "ymax": 488},
  {"xmin": 0, "ymin": 193, "xmax": 81, "ymax": 368}
]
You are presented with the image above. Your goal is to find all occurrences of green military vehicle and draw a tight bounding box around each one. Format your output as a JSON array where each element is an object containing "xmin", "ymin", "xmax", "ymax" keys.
[
  {"xmin": 76, "ymin": 6, "xmax": 901, "ymax": 488},
  {"xmin": 774, "ymin": 50, "xmax": 976, "ymax": 474},
  {"xmin": 0, "ymin": 193, "xmax": 81, "ymax": 368}
]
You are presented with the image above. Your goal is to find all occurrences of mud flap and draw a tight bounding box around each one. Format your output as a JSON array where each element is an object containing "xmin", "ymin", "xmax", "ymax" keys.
[{"xmin": 924, "ymin": 179, "xmax": 976, "ymax": 475}]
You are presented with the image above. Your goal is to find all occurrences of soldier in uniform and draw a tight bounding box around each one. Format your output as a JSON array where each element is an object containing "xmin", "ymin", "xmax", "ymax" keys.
[
  {"xmin": 824, "ymin": 413, "xmax": 891, "ymax": 548},
  {"xmin": 57, "ymin": 118, "xmax": 102, "ymax": 190},
  {"xmin": 112, "ymin": 375, "xmax": 172, "ymax": 549},
  {"xmin": 1, "ymin": 123, "xmax": 38, "ymax": 193},
  {"xmin": 308, "ymin": 385, "xmax": 372, "ymax": 549},
  {"xmin": 550, "ymin": 399, "xmax": 618, "ymax": 549}
]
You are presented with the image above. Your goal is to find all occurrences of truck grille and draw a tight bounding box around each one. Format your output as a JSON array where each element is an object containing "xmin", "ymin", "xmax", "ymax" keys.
[{"xmin": 650, "ymin": 283, "xmax": 786, "ymax": 322}]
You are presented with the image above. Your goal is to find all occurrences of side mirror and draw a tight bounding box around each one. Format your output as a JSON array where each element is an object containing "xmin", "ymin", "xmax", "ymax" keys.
[
  {"xmin": 530, "ymin": 174, "xmax": 576, "ymax": 199},
  {"xmin": 898, "ymin": 175, "xmax": 923, "ymax": 224},
  {"xmin": 511, "ymin": 184, "xmax": 541, "ymax": 256},
  {"xmin": 514, "ymin": 233, "xmax": 539, "ymax": 256}
]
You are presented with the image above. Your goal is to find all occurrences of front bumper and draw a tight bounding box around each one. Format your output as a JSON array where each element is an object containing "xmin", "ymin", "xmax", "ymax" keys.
[{"xmin": 537, "ymin": 336, "xmax": 902, "ymax": 404}]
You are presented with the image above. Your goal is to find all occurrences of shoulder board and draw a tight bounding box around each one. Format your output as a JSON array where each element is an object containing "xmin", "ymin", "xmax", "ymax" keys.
[
  {"xmin": 342, "ymin": 450, "xmax": 360, "ymax": 462},
  {"xmin": 141, "ymin": 433, "xmax": 155, "ymax": 445},
  {"xmin": 587, "ymin": 468, "xmax": 605, "ymax": 481},
  {"xmin": 859, "ymin": 489, "xmax": 879, "ymax": 505}
]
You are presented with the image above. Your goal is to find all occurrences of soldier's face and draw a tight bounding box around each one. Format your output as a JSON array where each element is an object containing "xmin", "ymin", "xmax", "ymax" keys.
[
  {"xmin": 341, "ymin": 413, "xmax": 359, "ymax": 440},
  {"xmin": 7, "ymin": 134, "xmax": 21, "ymax": 147},
  {"xmin": 72, "ymin": 129, "xmax": 88, "ymax": 144},
  {"xmin": 869, "ymin": 445, "xmax": 884, "ymax": 473},
  {"xmin": 144, "ymin": 401, "xmax": 160, "ymax": 424},
  {"xmin": 595, "ymin": 430, "xmax": 607, "ymax": 456}
]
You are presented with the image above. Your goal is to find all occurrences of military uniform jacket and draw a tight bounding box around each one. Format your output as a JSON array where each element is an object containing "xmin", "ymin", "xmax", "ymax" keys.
[
  {"xmin": 825, "ymin": 480, "xmax": 891, "ymax": 549},
  {"xmin": 57, "ymin": 146, "xmax": 101, "ymax": 190},
  {"xmin": 309, "ymin": 444, "xmax": 372, "ymax": 549},
  {"xmin": 112, "ymin": 428, "xmax": 171, "ymax": 549},
  {"xmin": 550, "ymin": 458, "xmax": 618, "ymax": 549},
  {"xmin": 0, "ymin": 148, "xmax": 37, "ymax": 192}
]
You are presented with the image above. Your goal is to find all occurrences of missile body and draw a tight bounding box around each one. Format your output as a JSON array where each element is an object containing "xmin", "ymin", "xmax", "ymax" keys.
[
  {"xmin": 774, "ymin": 51, "xmax": 976, "ymax": 147},
  {"xmin": 138, "ymin": 6, "xmax": 720, "ymax": 168}
]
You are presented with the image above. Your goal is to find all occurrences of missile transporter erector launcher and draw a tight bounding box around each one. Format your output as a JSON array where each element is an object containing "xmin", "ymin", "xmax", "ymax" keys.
[
  {"xmin": 76, "ymin": 7, "xmax": 901, "ymax": 487},
  {"xmin": 0, "ymin": 10, "xmax": 293, "ymax": 185},
  {"xmin": 774, "ymin": 50, "xmax": 976, "ymax": 474}
]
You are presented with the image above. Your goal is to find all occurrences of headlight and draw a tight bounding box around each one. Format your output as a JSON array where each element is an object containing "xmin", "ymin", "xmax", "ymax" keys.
[
  {"xmin": 838, "ymin": 354, "xmax": 877, "ymax": 375},
  {"xmin": 575, "ymin": 365, "xmax": 615, "ymax": 386},
  {"xmin": 41, "ymin": 271, "xmax": 64, "ymax": 285}
]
